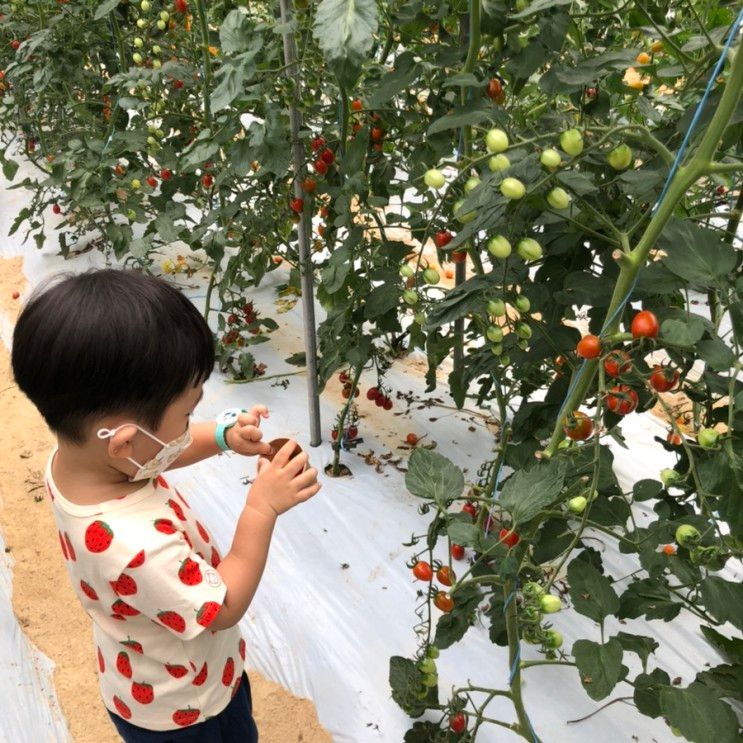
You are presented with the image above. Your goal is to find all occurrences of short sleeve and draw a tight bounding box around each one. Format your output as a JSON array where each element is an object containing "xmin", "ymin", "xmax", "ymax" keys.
[{"xmin": 111, "ymin": 531, "xmax": 226, "ymax": 641}]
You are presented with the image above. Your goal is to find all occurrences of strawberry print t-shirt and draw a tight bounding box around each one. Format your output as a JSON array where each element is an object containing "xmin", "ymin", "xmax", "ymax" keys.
[{"xmin": 45, "ymin": 448, "xmax": 246, "ymax": 731}]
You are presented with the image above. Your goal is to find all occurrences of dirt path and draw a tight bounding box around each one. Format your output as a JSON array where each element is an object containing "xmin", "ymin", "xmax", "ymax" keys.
[{"xmin": 0, "ymin": 257, "xmax": 331, "ymax": 743}]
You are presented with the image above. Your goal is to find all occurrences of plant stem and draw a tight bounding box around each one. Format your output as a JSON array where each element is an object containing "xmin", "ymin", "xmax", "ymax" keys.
[{"xmin": 194, "ymin": 0, "xmax": 213, "ymax": 126}]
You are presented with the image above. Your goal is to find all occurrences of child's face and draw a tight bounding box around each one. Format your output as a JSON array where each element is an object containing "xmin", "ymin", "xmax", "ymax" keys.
[{"xmin": 98, "ymin": 382, "xmax": 204, "ymax": 479}]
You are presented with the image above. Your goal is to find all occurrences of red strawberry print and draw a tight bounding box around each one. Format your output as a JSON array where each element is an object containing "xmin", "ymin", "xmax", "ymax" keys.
[
  {"xmin": 165, "ymin": 663, "xmax": 188, "ymax": 678},
  {"xmin": 192, "ymin": 662, "xmax": 208, "ymax": 686},
  {"xmin": 154, "ymin": 518, "xmax": 176, "ymax": 535},
  {"xmin": 238, "ymin": 638, "xmax": 246, "ymax": 661},
  {"xmin": 156, "ymin": 475, "xmax": 169, "ymax": 489},
  {"xmin": 196, "ymin": 601, "xmax": 221, "ymax": 628},
  {"xmin": 131, "ymin": 681, "xmax": 154, "ymax": 705},
  {"xmin": 112, "ymin": 600, "xmax": 140, "ymax": 617},
  {"xmin": 80, "ymin": 580, "xmax": 99, "ymax": 600},
  {"xmin": 196, "ymin": 521, "xmax": 210, "ymax": 543},
  {"xmin": 64, "ymin": 533, "xmax": 77, "ymax": 561},
  {"xmin": 110, "ymin": 614, "xmax": 126, "ymax": 622},
  {"xmin": 85, "ymin": 520, "xmax": 113, "ymax": 553},
  {"xmin": 97, "ymin": 647, "xmax": 105, "ymax": 673},
  {"xmin": 189, "ymin": 661, "xmax": 196, "ymax": 672},
  {"xmin": 58, "ymin": 532, "xmax": 68, "ymax": 560},
  {"xmin": 127, "ymin": 550, "xmax": 145, "ymax": 568},
  {"xmin": 113, "ymin": 695, "xmax": 132, "ymax": 720},
  {"xmin": 222, "ymin": 657, "xmax": 235, "ymax": 686},
  {"xmin": 111, "ymin": 574, "xmax": 138, "ymax": 596},
  {"xmin": 178, "ymin": 558, "xmax": 202, "ymax": 586},
  {"xmin": 167, "ymin": 498, "xmax": 186, "ymax": 521},
  {"xmin": 183, "ymin": 532, "xmax": 193, "ymax": 549},
  {"xmin": 158, "ymin": 610, "xmax": 186, "ymax": 633},
  {"xmin": 121, "ymin": 638, "xmax": 143, "ymax": 654},
  {"xmin": 172, "ymin": 707, "xmax": 200, "ymax": 727},
  {"xmin": 175, "ymin": 489, "xmax": 190, "ymax": 509},
  {"xmin": 211, "ymin": 548, "xmax": 221, "ymax": 568},
  {"xmin": 116, "ymin": 652, "xmax": 132, "ymax": 679}
]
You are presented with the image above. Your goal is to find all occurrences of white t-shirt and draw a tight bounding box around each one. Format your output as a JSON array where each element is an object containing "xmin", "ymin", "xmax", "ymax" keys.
[{"xmin": 45, "ymin": 449, "xmax": 246, "ymax": 731}]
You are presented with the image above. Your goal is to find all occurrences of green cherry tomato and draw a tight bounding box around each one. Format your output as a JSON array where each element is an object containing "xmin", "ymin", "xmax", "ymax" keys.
[
  {"xmin": 464, "ymin": 176, "xmax": 481, "ymax": 194},
  {"xmin": 454, "ymin": 199, "xmax": 476, "ymax": 223},
  {"xmin": 136, "ymin": 18, "xmax": 147, "ymax": 28},
  {"xmin": 399, "ymin": 264, "xmax": 414, "ymax": 278},
  {"xmin": 488, "ymin": 298, "xmax": 506, "ymax": 317},
  {"xmin": 560, "ymin": 128, "xmax": 584, "ymax": 157},
  {"xmin": 426, "ymin": 645, "xmax": 440, "ymax": 659},
  {"xmin": 500, "ymin": 177, "xmax": 526, "ymax": 200},
  {"xmin": 540, "ymin": 594, "xmax": 562, "ymax": 613},
  {"xmin": 607, "ymin": 144, "xmax": 633, "ymax": 170},
  {"xmin": 543, "ymin": 629, "xmax": 563, "ymax": 648},
  {"xmin": 487, "ymin": 235, "xmax": 512, "ymax": 258},
  {"xmin": 540, "ymin": 148, "xmax": 562, "ymax": 169},
  {"xmin": 515, "ymin": 322, "xmax": 532, "ymax": 339},
  {"xmin": 488, "ymin": 154, "xmax": 510, "ymax": 172},
  {"xmin": 134, "ymin": 37, "xmax": 144, "ymax": 48},
  {"xmin": 491, "ymin": 343, "xmax": 503, "ymax": 356},
  {"xmin": 159, "ymin": 10, "xmax": 169, "ymax": 20},
  {"xmin": 697, "ymin": 428, "xmax": 719, "ymax": 448},
  {"xmin": 403, "ymin": 289, "xmax": 419, "ymax": 306},
  {"xmin": 485, "ymin": 128, "xmax": 509, "ymax": 153},
  {"xmin": 486, "ymin": 325, "xmax": 504, "ymax": 343},
  {"xmin": 499, "ymin": 353, "xmax": 510, "ymax": 366},
  {"xmin": 152, "ymin": 60, "xmax": 162, "ymax": 69},
  {"xmin": 422, "ymin": 673, "xmax": 438, "ymax": 688},
  {"xmin": 547, "ymin": 187, "xmax": 571, "ymax": 210},
  {"xmin": 418, "ymin": 658, "xmax": 437, "ymax": 675},
  {"xmin": 132, "ymin": 52, "xmax": 143, "ymax": 65},
  {"xmin": 515, "ymin": 0, "xmax": 529, "ymax": 10},
  {"xmin": 157, "ymin": 19, "xmax": 167, "ymax": 29},
  {"xmin": 660, "ymin": 468, "xmax": 682, "ymax": 488},
  {"xmin": 522, "ymin": 582, "xmax": 544, "ymax": 599},
  {"xmin": 517, "ymin": 238, "xmax": 543, "ymax": 261},
  {"xmin": 126, "ymin": 209, "xmax": 137, "ymax": 220},
  {"xmin": 140, "ymin": 0, "xmax": 151, "ymax": 10},
  {"xmin": 423, "ymin": 168, "xmax": 446, "ymax": 189},
  {"xmin": 568, "ymin": 496, "xmax": 587, "ymax": 514},
  {"xmin": 413, "ymin": 312, "xmax": 426, "ymax": 325},
  {"xmin": 675, "ymin": 524, "xmax": 700, "ymax": 548},
  {"xmin": 423, "ymin": 268, "xmax": 440, "ymax": 284},
  {"xmin": 514, "ymin": 295, "xmax": 530, "ymax": 313}
]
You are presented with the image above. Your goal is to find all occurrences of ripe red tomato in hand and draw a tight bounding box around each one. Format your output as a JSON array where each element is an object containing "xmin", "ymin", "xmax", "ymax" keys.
[
  {"xmin": 649, "ymin": 365, "xmax": 679, "ymax": 392},
  {"xmin": 576, "ymin": 334, "xmax": 601, "ymax": 359},
  {"xmin": 434, "ymin": 591, "xmax": 454, "ymax": 612},
  {"xmin": 449, "ymin": 712, "xmax": 467, "ymax": 733},
  {"xmin": 605, "ymin": 384, "xmax": 639, "ymax": 415},
  {"xmin": 499, "ymin": 529, "xmax": 520, "ymax": 548},
  {"xmin": 412, "ymin": 561, "xmax": 433, "ymax": 581},
  {"xmin": 562, "ymin": 410, "xmax": 593, "ymax": 441},
  {"xmin": 436, "ymin": 566, "xmax": 454, "ymax": 586},
  {"xmin": 451, "ymin": 544, "xmax": 465, "ymax": 560},
  {"xmin": 603, "ymin": 350, "xmax": 631, "ymax": 378},
  {"xmin": 434, "ymin": 231, "xmax": 453, "ymax": 248},
  {"xmin": 462, "ymin": 502, "xmax": 478, "ymax": 521},
  {"xmin": 630, "ymin": 310, "xmax": 659, "ymax": 339}
]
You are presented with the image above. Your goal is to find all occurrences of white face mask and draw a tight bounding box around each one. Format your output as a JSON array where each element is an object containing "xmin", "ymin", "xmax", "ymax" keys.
[{"xmin": 97, "ymin": 423, "xmax": 193, "ymax": 482}]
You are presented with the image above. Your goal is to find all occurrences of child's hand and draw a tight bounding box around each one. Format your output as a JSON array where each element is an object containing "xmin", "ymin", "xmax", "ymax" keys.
[
  {"xmin": 247, "ymin": 439, "xmax": 321, "ymax": 518},
  {"xmin": 224, "ymin": 406, "xmax": 273, "ymax": 457}
]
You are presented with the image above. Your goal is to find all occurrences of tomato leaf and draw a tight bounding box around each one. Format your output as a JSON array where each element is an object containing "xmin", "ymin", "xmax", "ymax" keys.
[
  {"xmin": 700, "ymin": 626, "xmax": 743, "ymax": 665},
  {"xmin": 426, "ymin": 105, "xmax": 490, "ymax": 136},
  {"xmin": 615, "ymin": 632, "xmax": 659, "ymax": 672},
  {"xmin": 498, "ymin": 459, "xmax": 566, "ymax": 525},
  {"xmin": 219, "ymin": 9, "xmax": 254, "ymax": 54},
  {"xmin": 389, "ymin": 656, "xmax": 434, "ymax": 718},
  {"xmin": 699, "ymin": 577, "xmax": 743, "ymax": 631},
  {"xmin": 633, "ymin": 669, "xmax": 671, "ymax": 718},
  {"xmin": 567, "ymin": 558, "xmax": 620, "ymax": 623},
  {"xmin": 660, "ymin": 683, "xmax": 739, "ymax": 743},
  {"xmin": 696, "ymin": 663, "xmax": 743, "ymax": 702},
  {"xmin": 618, "ymin": 579, "xmax": 682, "ymax": 621},
  {"xmin": 660, "ymin": 317, "xmax": 706, "ymax": 347},
  {"xmin": 367, "ymin": 52, "xmax": 422, "ymax": 109},
  {"xmin": 93, "ymin": 0, "xmax": 120, "ymax": 20},
  {"xmin": 572, "ymin": 638, "xmax": 623, "ymax": 700},
  {"xmin": 433, "ymin": 583, "xmax": 482, "ymax": 649},
  {"xmin": 405, "ymin": 449, "xmax": 464, "ymax": 508}
]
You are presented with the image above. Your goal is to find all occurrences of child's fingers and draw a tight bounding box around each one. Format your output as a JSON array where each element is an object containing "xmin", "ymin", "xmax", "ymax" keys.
[
  {"xmin": 254, "ymin": 441, "xmax": 273, "ymax": 456},
  {"xmin": 256, "ymin": 456, "xmax": 271, "ymax": 473},
  {"xmin": 297, "ymin": 481, "xmax": 322, "ymax": 502},
  {"xmin": 248, "ymin": 405, "xmax": 270, "ymax": 421},
  {"xmin": 273, "ymin": 438, "xmax": 299, "ymax": 467},
  {"xmin": 285, "ymin": 450, "xmax": 309, "ymax": 476},
  {"xmin": 293, "ymin": 467, "xmax": 318, "ymax": 488},
  {"xmin": 237, "ymin": 412, "xmax": 259, "ymax": 428},
  {"xmin": 237, "ymin": 425, "xmax": 263, "ymax": 443}
]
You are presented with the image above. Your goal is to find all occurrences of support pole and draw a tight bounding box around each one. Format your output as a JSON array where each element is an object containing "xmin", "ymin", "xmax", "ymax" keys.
[{"xmin": 278, "ymin": 0, "xmax": 322, "ymax": 447}]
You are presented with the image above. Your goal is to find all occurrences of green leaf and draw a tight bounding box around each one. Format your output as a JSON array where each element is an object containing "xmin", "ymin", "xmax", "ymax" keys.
[
  {"xmin": 697, "ymin": 337, "xmax": 734, "ymax": 371},
  {"xmin": 633, "ymin": 669, "xmax": 670, "ymax": 718},
  {"xmin": 510, "ymin": 0, "xmax": 572, "ymax": 18},
  {"xmin": 660, "ymin": 683, "xmax": 739, "ymax": 743},
  {"xmin": 284, "ymin": 352, "xmax": 306, "ymax": 367},
  {"xmin": 660, "ymin": 317, "xmax": 705, "ymax": 347},
  {"xmin": 426, "ymin": 105, "xmax": 490, "ymax": 136},
  {"xmin": 572, "ymin": 638, "xmax": 623, "ymax": 701},
  {"xmin": 618, "ymin": 579, "xmax": 682, "ymax": 621},
  {"xmin": 616, "ymin": 632, "xmax": 659, "ymax": 671},
  {"xmin": 211, "ymin": 64, "xmax": 247, "ymax": 112},
  {"xmin": 1, "ymin": 157, "xmax": 19, "ymax": 181},
  {"xmin": 659, "ymin": 218, "xmax": 737, "ymax": 289},
  {"xmin": 696, "ymin": 663, "xmax": 743, "ymax": 702},
  {"xmin": 498, "ymin": 460, "xmax": 566, "ymax": 525},
  {"xmin": 389, "ymin": 656, "xmax": 432, "ymax": 717},
  {"xmin": 364, "ymin": 283, "xmax": 399, "ymax": 319},
  {"xmin": 567, "ymin": 558, "xmax": 620, "ymax": 623},
  {"xmin": 446, "ymin": 519, "xmax": 479, "ymax": 547},
  {"xmin": 154, "ymin": 214, "xmax": 180, "ymax": 244},
  {"xmin": 633, "ymin": 479, "xmax": 662, "ymax": 501},
  {"xmin": 220, "ymin": 9, "xmax": 254, "ymax": 54},
  {"xmin": 434, "ymin": 583, "xmax": 482, "ymax": 649},
  {"xmin": 367, "ymin": 52, "xmax": 421, "ymax": 109},
  {"xmin": 406, "ymin": 449, "xmax": 464, "ymax": 508},
  {"xmin": 423, "ymin": 275, "xmax": 490, "ymax": 330},
  {"xmin": 700, "ymin": 626, "xmax": 743, "ymax": 665},
  {"xmin": 313, "ymin": 0, "xmax": 378, "ymax": 86},
  {"xmin": 699, "ymin": 577, "xmax": 743, "ymax": 630},
  {"xmin": 93, "ymin": 0, "xmax": 120, "ymax": 20}
]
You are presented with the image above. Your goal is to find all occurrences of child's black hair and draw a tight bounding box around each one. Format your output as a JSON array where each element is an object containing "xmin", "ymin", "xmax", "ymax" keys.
[{"xmin": 11, "ymin": 268, "xmax": 215, "ymax": 444}]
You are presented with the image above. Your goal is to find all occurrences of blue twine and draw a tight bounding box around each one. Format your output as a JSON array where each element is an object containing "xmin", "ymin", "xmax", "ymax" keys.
[{"xmin": 555, "ymin": 9, "xmax": 743, "ymax": 423}]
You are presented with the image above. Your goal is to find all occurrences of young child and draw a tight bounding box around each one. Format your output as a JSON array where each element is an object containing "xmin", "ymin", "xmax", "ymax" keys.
[{"xmin": 11, "ymin": 268, "xmax": 321, "ymax": 741}]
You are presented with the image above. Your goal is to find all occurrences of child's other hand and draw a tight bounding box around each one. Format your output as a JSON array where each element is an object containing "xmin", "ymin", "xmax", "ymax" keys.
[
  {"xmin": 247, "ymin": 440, "xmax": 321, "ymax": 518},
  {"xmin": 225, "ymin": 406, "xmax": 273, "ymax": 457}
]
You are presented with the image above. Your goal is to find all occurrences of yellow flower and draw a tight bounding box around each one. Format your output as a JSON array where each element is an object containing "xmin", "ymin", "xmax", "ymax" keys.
[
  {"xmin": 208, "ymin": 45, "xmax": 219, "ymax": 56},
  {"xmin": 623, "ymin": 67, "xmax": 650, "ymax": 90},
  {"xmin": 162, "ymin": 259, "xmax": 175, "ymax": 274}
]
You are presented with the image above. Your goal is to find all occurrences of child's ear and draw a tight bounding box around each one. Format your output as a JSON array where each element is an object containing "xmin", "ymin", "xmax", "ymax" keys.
[{"xmin": 106, "ymin": 424, "xmax": 139, "ymax": 460}]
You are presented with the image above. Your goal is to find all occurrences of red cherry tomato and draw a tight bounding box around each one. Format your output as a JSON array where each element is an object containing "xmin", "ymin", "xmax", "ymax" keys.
[
  {"xmin": 630, "ymin": 310, "xmax": 659, "ymax": 339},
  {"xmin": 290, "ymin": 197, "xmax": 304, "ymax": 214},
  {"xmin": 412, "ymin": 561, "xmax": 433, "ymax": 581},
  {"xmin": 52, "ymin": 204, "xmax": 62, "ymax": 214},
  {"xmin": 366, "ymin": 387, "xmax": 380, "ymax": 400},
  {"xmin": 434, "ymin": 591, "xmax": 454, "ymax": 612},
  {"xmin": 451, "ymin": 544, "xmax": 465, "ymax": 560},
  {"xmin": 451, "ymin": 250, "xmax": 467, "ymax": 264},
  {"xmin": 160, "ymin": 168, "xmax": 172, "ymax": 180},
  {"xmin": 146, "ymin": 176, "xmax": 157, "ymax": 188},
  {"xmin": 649, "ymin": 365, "xmax": 679, "ymax": 392},
  {"xmin": 370, "ymin": 126, "xmax": 384, "ymax": 143},
  {"xmin": 434, "ymin": 231, "xmax": 453, "ymax": 248},
  {"xmin": 174, "ymin": 0, "xmax": 188, "ymax": 13},
  {"xmin": 462, "ymin": 502, "xmax": 478, "ymax": 521},
  {"xmin": 498, "ymin": 529, "xmax": 520, "ymax": 548},
  {"xmin": 667, "ymin": 430, "xmax": 682, "ymax": 446},
  {"xmin": 449, "ymin": 712, "xmax": 467, "ymax": 734},
  {"xmin": 605, "ymin": 384, "xmax": 639, "ymax": 415},
  {"xmin": 383, "ymin": 397, "xmax": 393, "ymax": 410},
  {"xmin": 486, "ymin": 77, "xmax": 505, "ymax": 103},
  {"xmin": 562, "ymin": 411, "xmax": 593, "ymax": 441},
  {"xmin": 350, "ymin": 99, "xmax": 363, "ymax": 112},
  {"xmin": 436, "ymin": 566, "xmax": 455, "ymax": 586},
  {"xmin": 347, "ymin": 425, "xmax": 358, "ymax": 439},
  {"xmin": 320, "ymin": 148, "xmax": 335, "ymax": 165},
  {"xmin": 201, "ymin": 173, "xmax": 214, "ymax": 188},
  {"xmin": 313, "ymin": 159, "xmax": 328, "ymax": 175},
  {"xmin": 576, "ymin": 334, "xmax": 601, "ymax": 359},
  {"xmin": 603, "ymin": 350, "xmax": 631, "ymax": 378},
  {"xmin": 311, "ymin": 136, "xmax": 326, "ymax": 151},
  {"xmin": 406, "ymin": 433, "xmax": 419, "ymax": 446},
  {"xmin": 301, "ymin": 177, "xmax": 317, "ymax": 193}
]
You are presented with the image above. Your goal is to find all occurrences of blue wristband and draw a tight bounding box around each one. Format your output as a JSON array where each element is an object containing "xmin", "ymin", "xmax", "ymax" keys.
[{"xmin": 215, "ymin": 408, "xmax": 247, "ymax": 452}]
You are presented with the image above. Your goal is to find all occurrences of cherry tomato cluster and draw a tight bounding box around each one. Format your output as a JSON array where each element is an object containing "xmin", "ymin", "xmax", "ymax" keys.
[
  {"xmin": 366, "ymin": 385, "xmax": 393, "ymax": 410},
  {"xmin": 518, "ymin": 582, "xmax": 563, "ymax": 651},
  {"xmin": 310, "ymin": 136, "xmax": 336, "ymax": 175}
]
